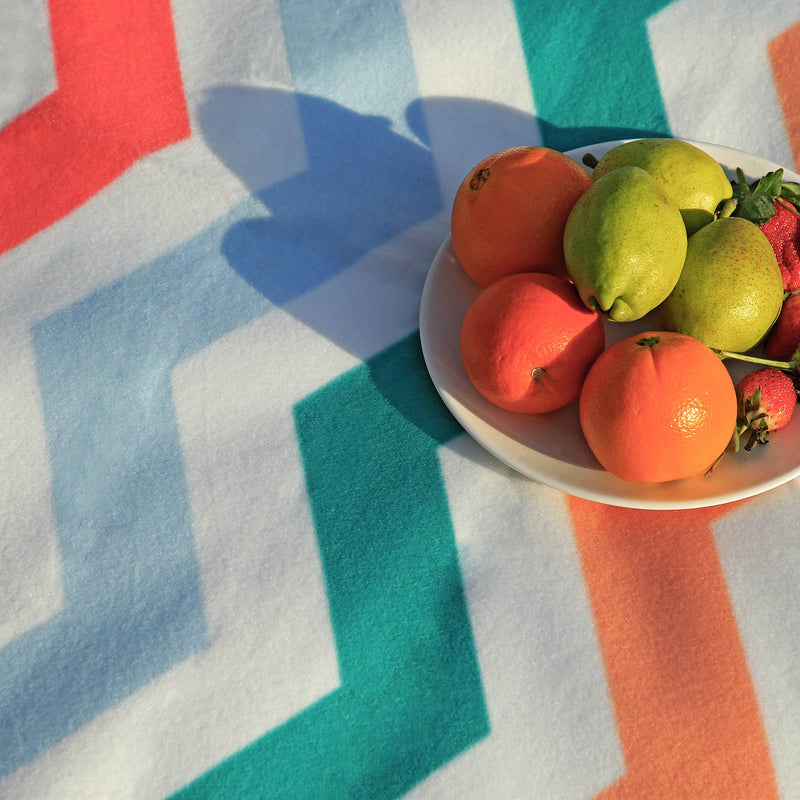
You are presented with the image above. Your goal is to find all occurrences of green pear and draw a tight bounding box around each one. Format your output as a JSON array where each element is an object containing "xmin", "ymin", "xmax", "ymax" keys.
[
  {"xmin": 590, "ymin": 138, "xmax": 733, "ymax": 235},
  {"xmin": 658, "ymin": 217, "xmax": 784, "ymax": 352},
  {"xmin": 563, "ymin": 166, "xmax": 687, "ymax": 322}
]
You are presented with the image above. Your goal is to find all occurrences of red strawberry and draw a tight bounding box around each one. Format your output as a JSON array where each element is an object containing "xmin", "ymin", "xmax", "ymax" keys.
[
  {"xmin": 729, "ymin": 167, "xmax": 800, "ymax": 292},
  {"xmin": 761, "ymin": 202, "xmax": 800, "ymax": 292},
  {"xmin": 765, "ymin": 293, "xmax": 800, "ymax": 360},
  {"xmin": 735, "ymin": 367, "xmax": 797, "ymax": 450}
]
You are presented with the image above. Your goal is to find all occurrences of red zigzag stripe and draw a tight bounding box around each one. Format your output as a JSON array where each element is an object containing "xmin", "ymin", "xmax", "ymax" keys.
[{"xmin": 0, "ymin": 0, "xmax": 190, "ymax": 257}]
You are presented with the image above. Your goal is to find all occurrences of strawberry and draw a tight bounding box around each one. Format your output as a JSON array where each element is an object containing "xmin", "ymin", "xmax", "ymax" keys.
[
  {"xmin": 728, "ymin": 168, "xmax": 800, "ymax": 292},
  {"xmin": 761, "ymin": 203, "xmax": 800, "ymax": 291},
  {"xmin": 735, "ymin": 367, "xmax": 797, "ymax": 450},
  {"xmin": 765, "ymin": 292, "xmax": 800, "ymax": 360}
]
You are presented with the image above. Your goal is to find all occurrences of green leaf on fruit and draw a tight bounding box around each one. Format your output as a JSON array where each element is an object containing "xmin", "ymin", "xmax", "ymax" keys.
[
  {"xmin": 753, "ymin": 169, "xmax": 784, "ymax": 197},
  {"xmin": 780, "ymin": 181, "xmax": 800, "ymax": 203},
  {"xmin": 741, "ymin": 193, "xmax": 779, "ymax": 225},
  {"xmin": 778, "ymin": 181, "xmax": 800, "ymax": 216},
  {"xmin": 730, "ymin": 167, "xmax": 800, "ymax": 224},
  {"xmin": 733, "ymin": 168, "xmax": 750, "ymax": 194},
  {"xmin": 742, "ymin": 386, "xmax": 762, "ymax": 416}
]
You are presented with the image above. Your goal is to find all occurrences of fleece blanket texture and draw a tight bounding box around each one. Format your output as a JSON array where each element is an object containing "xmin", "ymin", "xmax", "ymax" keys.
[{"xmin": 2, "ymin": 0, "xmax": 800, "ymax": 797}]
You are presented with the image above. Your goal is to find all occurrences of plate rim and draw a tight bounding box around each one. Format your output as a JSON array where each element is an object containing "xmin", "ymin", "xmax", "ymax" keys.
[{"xmin": 419, "ymin": 138, "xmax": 800, "ymax": 510}]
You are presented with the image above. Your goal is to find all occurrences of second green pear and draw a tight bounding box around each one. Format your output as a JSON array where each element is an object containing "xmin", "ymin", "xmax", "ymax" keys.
[
  {"xmin": 563, "ymin": 166, "xmax": 688, "ymax": 322},
  {"xmin": 591, "ymin": 138, "xmax": 733, "ymax": 235},
  {"xmin": 658, "ymin": 216, "xmax": 784, "ymax": 353}
]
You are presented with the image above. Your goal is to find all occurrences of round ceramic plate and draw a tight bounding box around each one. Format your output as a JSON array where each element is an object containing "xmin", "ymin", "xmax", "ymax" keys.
[{"xmin": 419, "ymin": 140, "xmax": 800, "ymax": 510}]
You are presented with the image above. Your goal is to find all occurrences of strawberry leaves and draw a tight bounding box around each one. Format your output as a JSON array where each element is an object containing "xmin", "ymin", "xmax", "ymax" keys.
[
  {"xmin": 778, "ymin": 180, "xmax": 800, "ymax": 212},
  {"xmin": 736, "ymin": 386, "xmax": 771, "ymax": 451},
  {"xmin": 728, "ymin": 168, "xmax": 800, "ymax": 225}
]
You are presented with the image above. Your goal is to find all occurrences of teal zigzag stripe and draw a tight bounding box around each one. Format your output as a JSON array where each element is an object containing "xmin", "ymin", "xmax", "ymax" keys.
[
  {"xmin": 172, "ymin": 1, "xmax": 678, "ymax": 797},
  {"xmin": 171, "ymin": 334, "xmax": 488, "ymax": 799},
  {"xmin": 512, "ymin": 0, "xmax": 674, "ymax": 151}
]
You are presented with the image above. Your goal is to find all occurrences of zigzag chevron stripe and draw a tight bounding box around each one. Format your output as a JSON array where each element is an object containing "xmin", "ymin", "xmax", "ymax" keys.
[
  {"xmin": 0, "ymin": 0, "xmax": 189, "ymax": 256},
  {"xmin": 511, "ymin": 0, "xmax": 673, "ymax": 150},
  {"xmin": 768, "ymin": 20, "xmax": 800, "ymax": 169},
  {"xmin": 4, "ymin": 0, "xmax": 800, "ymax": 797},
  {"xmin": 647, "ymin": 0, "xmax": 797, "ymax": 162},
  {"xmin": 569, "ymin": 500, "xmax": 779, "ymax": 798}
]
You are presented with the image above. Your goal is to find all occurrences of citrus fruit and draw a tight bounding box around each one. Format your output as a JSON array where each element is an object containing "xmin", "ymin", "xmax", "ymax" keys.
[
  {"xmin": 451, "ymin": 146, "xmax": 593, "ymax": 287},
  {"xmin": 579, "ymin": 331, "xmax": 737, "ymax": 483},
  {"xmin": 460, "ymin": 272, "xmax": 605, "ymax": 414},
  {"xmin": 658, "ymin": 216, "xmax": 784, "ymax": 352}
]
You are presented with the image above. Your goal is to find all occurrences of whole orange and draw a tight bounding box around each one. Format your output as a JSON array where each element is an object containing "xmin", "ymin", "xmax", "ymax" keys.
[
  {"xmin": 451, "ymin": 146, "xmax": 593, "ymax": 287},
  {"xmin": 579, "ymin": 331, "xmax": 737, "ymax": 483},
  {"xmin": 460, "ymin": 272, "xmax": 605, "ymax": 413}
]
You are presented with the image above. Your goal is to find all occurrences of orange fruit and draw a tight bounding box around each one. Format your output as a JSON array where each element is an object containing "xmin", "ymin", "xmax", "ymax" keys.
[
  {"xmin": 460, "ymin": 272, "xmax": 605, "ymax": 413},
  {"xmin": 579, "ymin": 331, "xmax": 737, "ymax": 483},
  {"xmin": 451, "ymin": 146, "xmax": 593, "ymax": 287}
]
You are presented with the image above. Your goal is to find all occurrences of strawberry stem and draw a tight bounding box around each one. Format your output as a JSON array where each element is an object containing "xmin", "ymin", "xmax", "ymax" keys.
[{"xmin": 714, "ymin": 349, "xmax": 799, "ymax": 371}]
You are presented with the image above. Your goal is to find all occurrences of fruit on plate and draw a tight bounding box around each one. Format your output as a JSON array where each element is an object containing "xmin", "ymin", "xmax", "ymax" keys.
[
  {"xmin": 762, "ymin": 204, "xmax": 800, "ymax": 292},
  {"xmin": 586, "ymin": 137, "xmax": 733, "ymax": 235},
  {"xmin": 765, "ymin": 293, "xmax": 800, "ymax": 360},
  {"xmin": 460, "ymin": 272, "xmax": 605, "ymax": 414},
  {"xmin": 728, "ymin": 168, "xmax": 800, "ymax": 292},
  {"xmin": 658, "ymin": 216, "xmax": 783, "ymax": 352},
  {"xmin": 563, "ymin": 166, "xmax": 687, "ymax": 322},
  {"xmin": 735, "ymin": 367, "xmax": 797, "ymax": 451},
  {"xmin": 579, "ymin": 331, "xmax": 737, "ymax": 483},
  {"xmin": 450, "ymin": 146, "xmax": 593, "ymax": 287}
]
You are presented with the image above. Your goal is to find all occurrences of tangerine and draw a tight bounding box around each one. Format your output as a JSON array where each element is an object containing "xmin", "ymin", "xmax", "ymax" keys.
[
  {"xmin": 460, "ymin": 272, "xmax": 605, "ymax": 414},
  {"xmin": 579, "ymin": 331, "xmax": 737, "ymax": 483},
  {"xmin": 451, "ymin": 146, "xmax": 593, "ymax": 287}
]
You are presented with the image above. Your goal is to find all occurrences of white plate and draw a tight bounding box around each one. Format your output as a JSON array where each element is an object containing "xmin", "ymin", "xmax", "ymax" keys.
[{"xmin": 419, "ymin": 140, "xmax": 800, "ymax": 509}]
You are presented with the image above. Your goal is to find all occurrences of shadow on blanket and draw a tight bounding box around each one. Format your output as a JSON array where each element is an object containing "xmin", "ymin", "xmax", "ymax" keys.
[{"xmin": 198, "ymin": 86, "xmax": 664, "ymax": 459}]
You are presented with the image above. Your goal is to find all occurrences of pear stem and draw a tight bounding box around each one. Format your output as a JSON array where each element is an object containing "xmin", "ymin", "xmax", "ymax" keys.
[
  {"xmin": 714, "ymin": 349, "xmax": 798, "ymax": 371},
  {"xmin": 582, "ymin": 153, "xmax": 599, "ymax": 169},
  {"xmin": 717, "ymin": 197, "xmax": 738, "ymax": 219}
]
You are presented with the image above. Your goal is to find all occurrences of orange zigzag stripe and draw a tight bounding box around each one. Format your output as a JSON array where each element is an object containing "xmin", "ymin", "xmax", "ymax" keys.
[
  {"xmin": 568, "ymin": 498, "xmax": 779, "ymax": 799},
  {"xmin": 769, "ymin": 21, "xmax": 800, "ymax": 170}
]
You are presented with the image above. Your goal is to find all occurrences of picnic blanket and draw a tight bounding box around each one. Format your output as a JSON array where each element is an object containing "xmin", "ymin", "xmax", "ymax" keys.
[{"xmin": 2, "ymin": 1, "xmax": 800, "ymax": 797}]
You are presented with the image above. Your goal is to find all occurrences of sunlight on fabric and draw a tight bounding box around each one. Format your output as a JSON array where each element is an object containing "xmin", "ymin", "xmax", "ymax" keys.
[
  {"xmin": 0, "ymin": 328, "xmax": 63, "ymax": 649},
  {"xmin": 648, "ymin": 0, "xmax": 795, "ymax": 164},
  {"xmin": 0, "ymin": 0, "xmax": 55, "ymax": 129}
]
